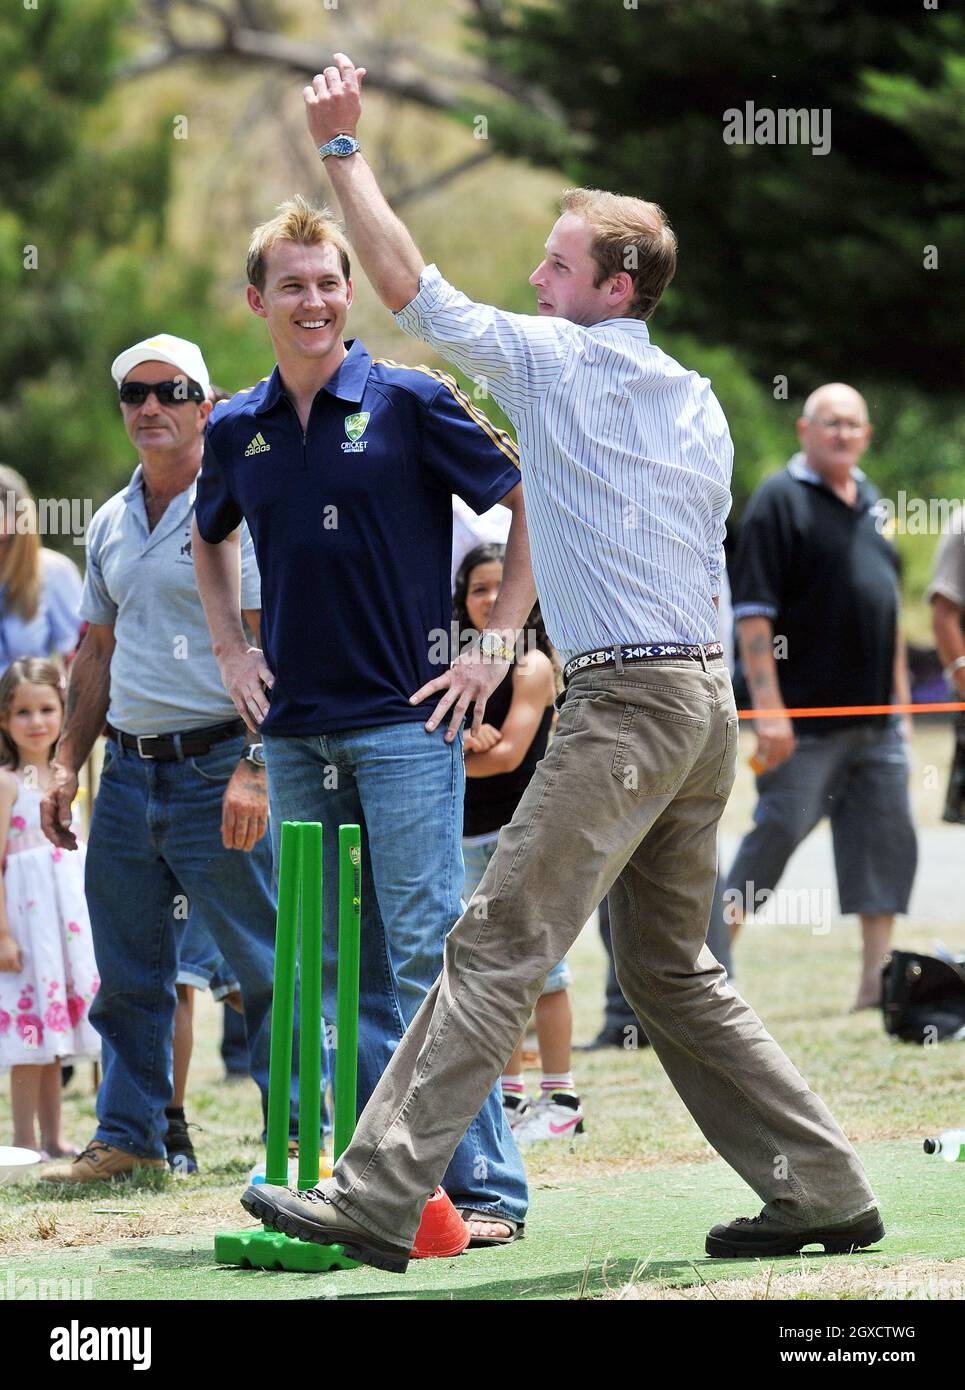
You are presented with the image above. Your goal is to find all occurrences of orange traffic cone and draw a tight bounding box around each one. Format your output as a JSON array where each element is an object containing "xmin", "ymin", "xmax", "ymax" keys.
[{"xmin": 410, "ymin": 1187, "xmax": 470, "ymax": 1259}]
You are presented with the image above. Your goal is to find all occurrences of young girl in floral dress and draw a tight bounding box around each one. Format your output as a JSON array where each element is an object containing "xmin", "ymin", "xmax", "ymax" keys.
[{"xmin": 0, "ymin": 657, "xmax": 99, "ymax": 1158}]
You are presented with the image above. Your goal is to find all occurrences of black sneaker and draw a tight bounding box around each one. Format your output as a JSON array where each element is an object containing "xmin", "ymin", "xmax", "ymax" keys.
[
  {"xmin": 502, "ymin": 1092, "xmax": 532, "ymax": 1131},
  {"xmin": 706, "ymin": 1207, "xmax": 885, "ymax": 1258},
  {"xmin": 164, "ymin": 1109, "xmax": 200, "ymax": 1175}
]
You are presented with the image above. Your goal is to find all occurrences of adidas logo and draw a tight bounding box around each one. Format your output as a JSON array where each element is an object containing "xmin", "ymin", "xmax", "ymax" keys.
[{"xmin": 245, "ymin": 432, "xmax": 270, "ymax": 456}]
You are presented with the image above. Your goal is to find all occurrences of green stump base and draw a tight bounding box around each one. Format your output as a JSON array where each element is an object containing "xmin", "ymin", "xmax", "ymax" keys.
[{"xmin": 215, "ymin": 1228, "xmax": 361, "ymax": 1272}]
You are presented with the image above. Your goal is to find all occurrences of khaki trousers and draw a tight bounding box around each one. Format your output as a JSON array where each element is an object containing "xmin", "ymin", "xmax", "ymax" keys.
[{"xmin": 331, "ymin": 659, "xmax": 877, "ymax": 1244}]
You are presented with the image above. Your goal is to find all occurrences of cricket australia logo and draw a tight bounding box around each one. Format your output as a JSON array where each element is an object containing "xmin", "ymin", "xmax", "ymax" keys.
[{"xmin": 341, "ymin": 411, "xmax": 370, "ymax": 453}]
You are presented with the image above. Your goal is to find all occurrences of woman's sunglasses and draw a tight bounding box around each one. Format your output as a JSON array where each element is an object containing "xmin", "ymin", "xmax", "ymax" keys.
[{"xmin": 119, "ymin": 379, "xmax": 205, "ymax": 406}]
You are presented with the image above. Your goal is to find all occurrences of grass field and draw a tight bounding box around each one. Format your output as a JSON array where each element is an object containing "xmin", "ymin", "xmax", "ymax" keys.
[{"xmin": 1, "ymin": 725, "xmax": 963, "ymax": 1300}]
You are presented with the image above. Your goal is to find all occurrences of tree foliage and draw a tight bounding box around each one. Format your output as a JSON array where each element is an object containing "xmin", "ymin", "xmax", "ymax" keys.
[
  {"xmin": 473, "ymin": 0, "xmax": 964, "ymax": 394},
  {"xmin": 0, "ymin": 0, "xmax": 209, "ymax": 513}
]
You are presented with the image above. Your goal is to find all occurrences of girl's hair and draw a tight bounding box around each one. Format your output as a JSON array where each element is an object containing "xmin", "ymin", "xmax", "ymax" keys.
[
  {"xmin": 0, "ymin": 658, "xmax": 65, "ymax": 768},
  {"xmin": 0, "ymin": 466, "xmax": 42, "ymax": 622},
  {"xmin": 453, "ymin": 543, "xmax": 557, "ymax": 670}
]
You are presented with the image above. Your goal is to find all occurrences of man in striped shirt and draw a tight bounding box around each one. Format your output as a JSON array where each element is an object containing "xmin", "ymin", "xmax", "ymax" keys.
[{"xmin": 243, "ymin": 54, "xmax": 883, "ymax": 1269}]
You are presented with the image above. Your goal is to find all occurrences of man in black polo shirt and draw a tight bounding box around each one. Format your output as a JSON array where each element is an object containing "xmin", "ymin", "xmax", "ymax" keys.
[
  {"xmin": 192, "ymin": 196, "xmax": 530, "ymax": 1242},
  {"xmin": 725, "ymin": 382, "xmax": 917, "ymax": 1010}
]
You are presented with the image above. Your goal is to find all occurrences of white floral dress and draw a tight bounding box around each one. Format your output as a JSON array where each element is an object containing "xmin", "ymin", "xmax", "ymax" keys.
[{"xmin": 0, "ymin": 780, "xmax": 100, "ymax": 1068}]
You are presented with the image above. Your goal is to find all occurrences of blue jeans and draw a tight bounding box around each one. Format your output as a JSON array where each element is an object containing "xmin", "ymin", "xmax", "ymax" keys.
[
  {"xmin": 177, "ymin": 913, "xmax": 239, "ymax": 999},
  {"xmin": 265, "ymin": 721, "xmax": 529, "ymax": 1226},
  {"xmin": 86, "ymin": 734, "xmax": 300, "ymax": 1158}
]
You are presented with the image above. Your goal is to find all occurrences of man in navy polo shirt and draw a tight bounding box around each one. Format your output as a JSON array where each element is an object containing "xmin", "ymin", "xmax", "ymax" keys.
[
  {"xmin": 193, "ymin": 197, "xmax": 531, "ymax": 1241},
  {"xmin": 725, "ymin": 383, "xmax": 917, "ymax": 1010}
]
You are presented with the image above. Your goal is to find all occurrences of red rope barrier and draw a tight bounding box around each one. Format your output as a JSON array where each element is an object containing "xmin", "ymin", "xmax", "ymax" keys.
[{"xmin": 738, "ymin": 701, "xmax": 965, "ymax": 719}]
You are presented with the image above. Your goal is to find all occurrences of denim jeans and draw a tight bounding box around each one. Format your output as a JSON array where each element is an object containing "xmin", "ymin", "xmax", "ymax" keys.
[
  {"xmin": 264, "ymin": 720, "xmax": 528, "ymax": 1226},
  {"xmin": 85, "ymin": 733, "xmax": 299, "ymax": 1158},
  {"xmin": 176, "ymin": 912, "xmax": 240, "ymax": 999}
]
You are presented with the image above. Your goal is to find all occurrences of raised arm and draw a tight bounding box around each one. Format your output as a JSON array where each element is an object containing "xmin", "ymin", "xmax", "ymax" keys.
[
  {"xmin": 304, "ymin": 55, "xmax": 568, "ymax": 412},
  {"xmin": 304, "ymin": 56, "xmax": 423, "ymax": 312}
]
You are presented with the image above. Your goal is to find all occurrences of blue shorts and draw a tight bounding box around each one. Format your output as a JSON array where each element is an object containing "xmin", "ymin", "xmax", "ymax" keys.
[
  {"xmin": 725, "ymin": 721, "xmax": 917, "ymax": 917},
  {"xmin": 462, "ymin": 834, "xmax": 572, "ymax": 995}
]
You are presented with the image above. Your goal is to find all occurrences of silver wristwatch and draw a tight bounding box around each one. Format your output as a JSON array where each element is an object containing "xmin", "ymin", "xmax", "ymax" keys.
[
  {"xmin": 242, "ymin": 742, "xmax": 266, "ymax": 768},
  {"xmin": 317, "ymin": 134, "xmax": 361, "ymax": 160}
]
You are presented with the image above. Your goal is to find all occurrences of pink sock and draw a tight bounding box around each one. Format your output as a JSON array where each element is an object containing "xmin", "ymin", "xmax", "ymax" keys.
[{"xmin": 541, "ymin": 1072, "xmax": 575, "ymax": 1094}]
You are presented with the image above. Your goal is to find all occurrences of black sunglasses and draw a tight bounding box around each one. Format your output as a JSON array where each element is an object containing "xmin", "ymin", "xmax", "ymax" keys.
[{"xmin": 119, "ymin": 378, "xmax": 205, "ymax": 406}]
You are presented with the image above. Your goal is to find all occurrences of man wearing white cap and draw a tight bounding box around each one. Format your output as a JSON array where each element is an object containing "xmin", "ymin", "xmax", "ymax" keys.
[{"xmin": 39, "ymin": 335, "xmax": 294, "ymax": 1182}]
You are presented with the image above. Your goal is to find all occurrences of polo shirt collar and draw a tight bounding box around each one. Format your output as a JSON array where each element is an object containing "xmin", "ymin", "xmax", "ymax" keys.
[
  {"xmin": 787, "ymin": 452, "xmax": 874, "ymax": 511},
  {"xmin": 253, "ymin": 366, "xmax": 286, "ymax": 416},
  {"xmin": 788, "ymin": 452, "xmax": 867, "ymax": 485},
  {"xmin": 123, "ymin": 463, "xmax": 197, "ymax": 546},
  {"xmin": 255, "ymin": 339, "xmax": 373, "ymax": 415}
]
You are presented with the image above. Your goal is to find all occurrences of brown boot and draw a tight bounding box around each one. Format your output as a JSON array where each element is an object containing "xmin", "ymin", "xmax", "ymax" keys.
[{"xmin": 39, "ymin": 1140, "xmax": 167, "ymax": 1184}]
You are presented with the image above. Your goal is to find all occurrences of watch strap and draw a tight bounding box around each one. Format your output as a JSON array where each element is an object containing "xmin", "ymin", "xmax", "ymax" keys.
[
  {"xmin": 479, "ymin": 631, "xmax": 516, "ymax": 663},
  {"xmin": 317, "ymin": 134, "xmax": 361, "ymax": 160}
]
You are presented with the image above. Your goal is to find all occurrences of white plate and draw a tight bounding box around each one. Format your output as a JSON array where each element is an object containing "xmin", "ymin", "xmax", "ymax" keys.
[{"xmin": 0, "ymin": 1146, "xmax": 43, "ymax": 1183}]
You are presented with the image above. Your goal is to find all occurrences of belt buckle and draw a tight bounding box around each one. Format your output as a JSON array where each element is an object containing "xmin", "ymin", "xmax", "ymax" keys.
[{"xmin": 135, "ymin": 735, "xmax": 158, "ymax": 760}]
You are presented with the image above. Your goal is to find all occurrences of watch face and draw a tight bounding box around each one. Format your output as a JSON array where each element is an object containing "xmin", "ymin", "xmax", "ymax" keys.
[{"xmin": 332, "ymin": 135, "xmax": 356, "ymax": 155}]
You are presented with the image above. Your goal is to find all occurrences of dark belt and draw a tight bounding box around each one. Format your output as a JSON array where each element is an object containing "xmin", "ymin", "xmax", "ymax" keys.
[
  {"xmin": 562, "ymin": 642, "xmax": 724, "ymax": 686},
  {"xmin": 106, "ymin": 718, "xmax": 246, "ymax": 761}
]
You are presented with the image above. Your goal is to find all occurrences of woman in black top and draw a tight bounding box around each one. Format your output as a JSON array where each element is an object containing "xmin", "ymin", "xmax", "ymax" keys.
[{"xmin": 456, "ymin": 544, "xmax": 584, "ymax": 1146}]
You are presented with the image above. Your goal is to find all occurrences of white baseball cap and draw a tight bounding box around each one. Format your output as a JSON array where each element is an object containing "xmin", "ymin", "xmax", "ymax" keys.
[{"xmin": 110, "ymin": 333, "xmax": 210, "ymax": 397}]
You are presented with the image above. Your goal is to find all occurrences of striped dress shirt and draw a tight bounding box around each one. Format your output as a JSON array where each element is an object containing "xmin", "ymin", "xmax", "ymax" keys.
[{"xmin": 396, "ymin": 265, "xmax": 733, "ymax": 661}]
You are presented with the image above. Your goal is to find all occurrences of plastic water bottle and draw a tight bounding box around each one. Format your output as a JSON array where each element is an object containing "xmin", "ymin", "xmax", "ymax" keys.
[
  {"xmin": 923, "ymin": 1129, "xmax": 965, "ymax": 1162},
  {"xmin": 248, "ymin": 1147, "xmax": 334, "ymax": 1186}
]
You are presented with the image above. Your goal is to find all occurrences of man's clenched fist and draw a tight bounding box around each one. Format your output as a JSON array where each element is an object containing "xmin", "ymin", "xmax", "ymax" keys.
[{"xmin": 304, "ymin": 52, "xmax": 367, "ymax": 147}]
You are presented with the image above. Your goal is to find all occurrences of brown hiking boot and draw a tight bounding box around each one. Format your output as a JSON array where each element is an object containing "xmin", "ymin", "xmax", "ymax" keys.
[{"xmin": 39, "ymin": 1140, "xmax": 167, "ymax": 1184}]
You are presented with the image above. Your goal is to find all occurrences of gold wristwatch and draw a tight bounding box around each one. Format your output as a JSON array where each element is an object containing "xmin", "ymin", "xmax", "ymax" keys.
[{"xmin": 478, "ymin": 630, "xmax": 516, "ymax": 662}]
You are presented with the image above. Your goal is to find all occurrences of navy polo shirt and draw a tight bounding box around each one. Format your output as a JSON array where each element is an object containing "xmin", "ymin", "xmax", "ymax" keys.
[
  {"xmin": 731, "ymin": 457, "xmax": 900, "ymax": 735},
  {"xmin": 195, "ymin": 340, "xmax": 521, "ymax": 735}
]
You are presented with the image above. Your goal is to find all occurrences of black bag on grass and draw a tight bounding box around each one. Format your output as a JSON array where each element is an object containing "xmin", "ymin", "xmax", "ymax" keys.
[{"xmin": 881, "ymin": 950, "xmax": 965, "ymax": 1044}]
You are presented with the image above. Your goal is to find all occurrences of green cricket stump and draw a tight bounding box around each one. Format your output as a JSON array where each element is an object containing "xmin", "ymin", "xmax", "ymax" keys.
[{"xmin": 216, "ymin": 821, "xmax": 363, "ymax": 1272}]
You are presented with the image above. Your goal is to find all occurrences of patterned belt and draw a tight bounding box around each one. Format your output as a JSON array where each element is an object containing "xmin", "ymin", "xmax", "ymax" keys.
[{"xmin": 562, "ymin": 642, "xmax": 724, "ymax": 686}]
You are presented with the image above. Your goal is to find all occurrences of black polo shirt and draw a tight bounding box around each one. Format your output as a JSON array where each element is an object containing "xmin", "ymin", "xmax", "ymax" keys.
[
  {"xmin": 195, "ymin": 340, "xmax": 521, "ymax": 735},
  {"xmin": 731, "ymin": 458, "xmax": 900, "ymax": 735}
]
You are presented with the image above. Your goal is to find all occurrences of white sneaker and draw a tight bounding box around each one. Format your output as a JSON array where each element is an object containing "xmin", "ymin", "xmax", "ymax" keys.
[
  {"xmin": 502, "ymin": 1093, "xmax": 533, "ymax": 1131},
  {"xmin": 513, "ymin": 1093, "xmax": 585, "ymax": 1145}
]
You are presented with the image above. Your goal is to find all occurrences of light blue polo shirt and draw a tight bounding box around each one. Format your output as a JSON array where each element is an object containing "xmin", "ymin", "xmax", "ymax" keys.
[{"xmin": 81, "ymin": 464, "xmax": 261, "ymax": 735}]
